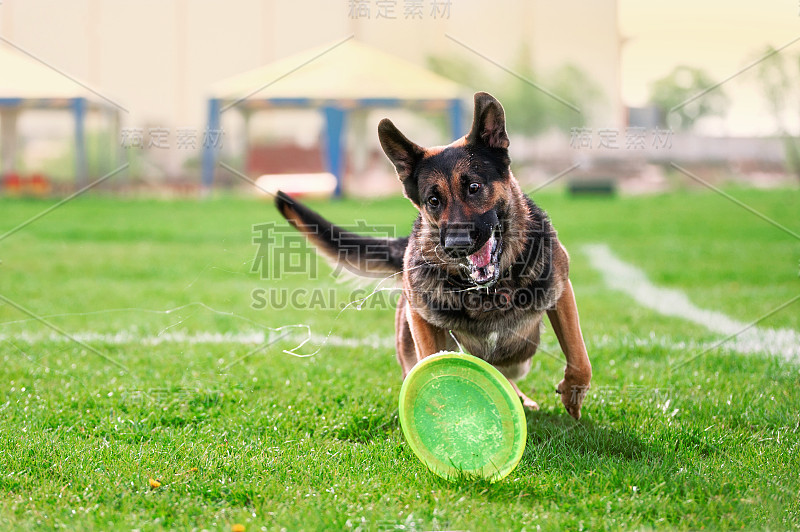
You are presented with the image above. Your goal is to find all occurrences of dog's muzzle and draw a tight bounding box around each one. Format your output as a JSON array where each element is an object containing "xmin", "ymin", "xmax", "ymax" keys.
[{"xmin": 441, "ymin": 210, "xmax": 503, "ymax": 286}]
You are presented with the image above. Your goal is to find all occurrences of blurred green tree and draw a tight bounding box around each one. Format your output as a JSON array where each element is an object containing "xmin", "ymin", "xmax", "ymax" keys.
[
  {"xmin": 648, "ymin": 66, "xmax": 729, "ymax": 131},
  {"xmin": 754, "ymin": 45, "xmax": 800, "ymax": 182},
  {"xmin": 427, "ymin": 46, "xmax": 603, "ymax": 136}
]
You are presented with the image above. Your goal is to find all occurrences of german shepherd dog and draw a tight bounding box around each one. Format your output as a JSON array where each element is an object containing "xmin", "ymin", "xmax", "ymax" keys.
[{"xmin": 275, "ymin": 92, "xmax": 592, "ymax": 419}]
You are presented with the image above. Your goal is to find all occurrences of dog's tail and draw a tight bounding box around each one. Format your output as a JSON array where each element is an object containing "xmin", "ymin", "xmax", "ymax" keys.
[{"xmin": 274, "ymin": 191, "xmax": 408, "ymax": 278}]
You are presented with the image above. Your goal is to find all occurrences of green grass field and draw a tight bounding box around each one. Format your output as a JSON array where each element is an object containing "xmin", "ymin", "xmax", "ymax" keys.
[{"xmin": 0, "ymin": 187, "xmax": 799, "ymax": 530}]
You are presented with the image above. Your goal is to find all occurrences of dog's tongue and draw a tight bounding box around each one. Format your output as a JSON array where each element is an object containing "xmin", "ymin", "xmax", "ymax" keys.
[{"xmin": 467, "ymin": 235, "xmax": 494, "ymax": 269}]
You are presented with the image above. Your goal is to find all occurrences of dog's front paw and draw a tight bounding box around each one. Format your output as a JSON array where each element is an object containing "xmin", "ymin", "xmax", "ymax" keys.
[{"xmin": 556, "ymin": 371, "xmax": 591, "ymax": 420}]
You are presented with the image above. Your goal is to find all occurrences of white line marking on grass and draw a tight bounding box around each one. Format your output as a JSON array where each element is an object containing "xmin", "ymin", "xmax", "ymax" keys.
[
  {"xmin": 1, "ymin": 329, "xmax": 760, "ymax": 359},
  {"xmin": 583, "ymin": 243, "xmax": 800, "ymax": 360},
  {"xmin": 0, "ymin": 330, "xmax": 396, "ymax": 350}
]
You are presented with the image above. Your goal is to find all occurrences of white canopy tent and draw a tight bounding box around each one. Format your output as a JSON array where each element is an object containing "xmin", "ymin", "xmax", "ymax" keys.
[{"xmin": 203, "ymin": 39, "xmax": 468, "ymax": 195}]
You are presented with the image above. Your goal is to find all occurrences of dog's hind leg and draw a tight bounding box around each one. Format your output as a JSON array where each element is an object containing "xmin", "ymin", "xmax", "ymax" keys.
[
  {"xmin": 509, "ymin": 381, "xmax": 539, "ymax": 411},
  {"xmin": 395, "ymin": 294, "xmax": 418, "ymax": 378},
  {"xmin": 495, "ymin": 357, "xmax": 539, "ymax": 410}
]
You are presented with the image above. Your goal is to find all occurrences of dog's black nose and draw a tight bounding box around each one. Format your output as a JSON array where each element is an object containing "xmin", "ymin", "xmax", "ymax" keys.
[{"xmin": 443, "ymin": 230, "xmax": 473, "ymax": 257}]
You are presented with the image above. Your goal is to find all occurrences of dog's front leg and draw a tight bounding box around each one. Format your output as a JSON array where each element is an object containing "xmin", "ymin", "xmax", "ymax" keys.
[
  {"xmin": 547, "ymin": 279, "xmax": 592, "ymax": 420},
  {"xmin": 405, "ymin": 301, "xmax": 447, "ymax": 367}
]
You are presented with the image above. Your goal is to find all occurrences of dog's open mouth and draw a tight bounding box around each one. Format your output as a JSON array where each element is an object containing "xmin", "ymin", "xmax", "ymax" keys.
[{"xmin": 466, "ymin": 229, "xmax": 502, "ymax": 285}]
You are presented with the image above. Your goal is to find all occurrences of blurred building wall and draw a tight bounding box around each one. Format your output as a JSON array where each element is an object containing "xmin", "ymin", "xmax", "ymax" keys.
[{"xmin": 0, "ymin": 0, "xmax": 621, "ymax": 177}]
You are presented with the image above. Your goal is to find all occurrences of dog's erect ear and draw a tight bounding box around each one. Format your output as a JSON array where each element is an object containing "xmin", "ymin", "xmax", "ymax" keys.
[
  {"xmin": 465, "ymin": 92, "xmax": 509, "ymax": 150},
  {"xmin": 378, "ymin": 118, "xmax": 423, "ymax": 180},
  {"xmin": 378, "ymin": 118, "xmax": 425, "ymax": 204}
]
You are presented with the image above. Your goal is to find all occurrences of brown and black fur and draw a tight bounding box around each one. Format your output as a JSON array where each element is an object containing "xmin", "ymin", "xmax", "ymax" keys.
[{"xmin": 275, "ymin": 92, "xmax": 592, "ymax": 419}]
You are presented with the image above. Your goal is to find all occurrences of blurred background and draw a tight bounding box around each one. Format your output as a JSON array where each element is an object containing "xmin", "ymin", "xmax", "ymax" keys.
[{"xmin": 0, "ymin": 0, "xmax": 798, "ymax": 198}]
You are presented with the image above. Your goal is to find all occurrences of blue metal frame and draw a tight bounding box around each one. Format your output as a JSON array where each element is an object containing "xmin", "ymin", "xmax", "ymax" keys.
[
  {"xmin": 201, "ymin": 98, "xmax": 221, "ymax": 188},
  {"xmin": 322, "ymin": 106, "xmax": 347, "ymax": 197},
  {"xmin": 73, "ymin": 98, "xmax": 87, "ymax": 187},
  {"xmin": 0, "ymin": 98, "xmax": 24, "ymax": 107},
  {"xmin": 449, "ymin": 98, "xmax": 463, "ymax": 140},
  {"xmin": 229, "ymin": 97, "xmax": 455, "ymax": 109}
]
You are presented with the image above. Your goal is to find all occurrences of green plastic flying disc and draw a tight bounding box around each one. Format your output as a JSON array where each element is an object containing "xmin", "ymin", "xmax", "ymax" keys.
[{"xmin": 398, "ymin": 351, "xmax": 527, "ymax": 482}]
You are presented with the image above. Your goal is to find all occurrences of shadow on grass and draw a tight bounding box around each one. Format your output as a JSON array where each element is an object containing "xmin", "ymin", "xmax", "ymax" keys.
[{"xmin": 523, "ymin": 409, "xmax": 651, "ymax": 462}]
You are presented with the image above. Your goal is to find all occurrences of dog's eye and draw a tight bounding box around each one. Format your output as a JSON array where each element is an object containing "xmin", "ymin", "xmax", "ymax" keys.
[
  {"xmin": 468, "ymin": 183, "xmax": 482, "ymax": 194},
  {"xmin": 427, "ymin": 196, "xmax": 440, "ymax": 208}
]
